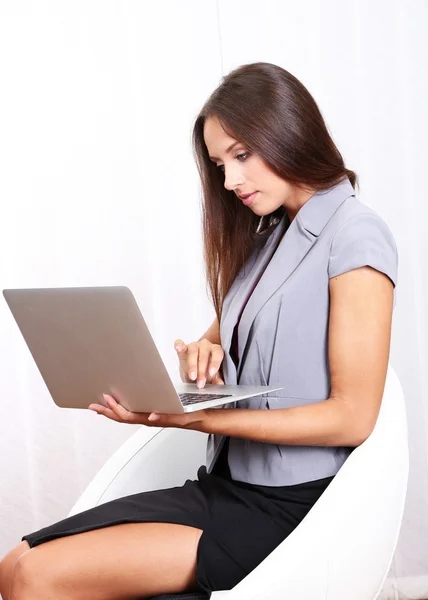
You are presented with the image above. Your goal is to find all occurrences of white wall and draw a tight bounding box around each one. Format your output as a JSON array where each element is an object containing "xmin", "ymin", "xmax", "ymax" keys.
[
  {"xmin": 0, "ymin": 0, "xmax": 220, "ymax": 553},
  {"xmin": 0, "ymin": 1, "xmax": 427, "ymax": 597}
]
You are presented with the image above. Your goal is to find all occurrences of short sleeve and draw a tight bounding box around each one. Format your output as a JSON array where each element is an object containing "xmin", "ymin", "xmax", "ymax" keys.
[{"xmin": 328, "ymin": 213, "xmax": 398, "ymax": 287}]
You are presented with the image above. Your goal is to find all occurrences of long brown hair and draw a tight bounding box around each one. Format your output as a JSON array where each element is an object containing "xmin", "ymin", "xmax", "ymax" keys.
[{"xmin": 192, "ymin": 62, "xmax": 357, "ymax": 322}]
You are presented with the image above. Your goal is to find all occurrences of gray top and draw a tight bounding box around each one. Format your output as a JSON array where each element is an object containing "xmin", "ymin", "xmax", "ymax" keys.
[{"xmin": 206, "ymin": 177, "xmax": 398, "ymax": 485}]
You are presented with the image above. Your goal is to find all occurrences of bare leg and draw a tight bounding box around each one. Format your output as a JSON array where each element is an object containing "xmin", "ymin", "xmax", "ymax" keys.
[
  {"xmin": 0, "ymin": 522, "xmax": 204, "ymax": 600},
  {"xmin": 0, "ymin": 541, "xmax": 31, "ymax": 600}
]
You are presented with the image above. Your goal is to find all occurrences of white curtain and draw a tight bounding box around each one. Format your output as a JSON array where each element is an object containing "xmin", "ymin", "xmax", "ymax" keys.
[{"xmin": 0, "ymin": 1, "xmax": 426, "ymax": 597}]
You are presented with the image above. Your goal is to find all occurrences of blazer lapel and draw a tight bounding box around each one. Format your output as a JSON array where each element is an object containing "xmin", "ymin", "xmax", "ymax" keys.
[
  {"xmin": 219, "ymin": 220, "xmax": 286, "ymax": 385},
  {"xmin": 235, "ymin": 177, "xmax": 356, "ymax": 380},
  {"xmin": 236, "ymin": 217, "xmax": 315, "ymax": 380},
  {"xmin": 220, "ymin": 219, "xmax": 287, "ymax": 356}
]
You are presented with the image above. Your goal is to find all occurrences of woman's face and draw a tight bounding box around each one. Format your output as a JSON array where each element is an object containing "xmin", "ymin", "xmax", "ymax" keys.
[{"xmin": 203, "ymin": 116, "xmax": 314, "ymax": 220}]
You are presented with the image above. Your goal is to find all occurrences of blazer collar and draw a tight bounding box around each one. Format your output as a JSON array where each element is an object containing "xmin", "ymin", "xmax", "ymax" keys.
[
  {"xmin": 220, "ymin": 177, "xmax": 355, "ymax": 383},
  {"xmin": 297, "ymin": 177, "xmax": 356, "ymax": 236}
]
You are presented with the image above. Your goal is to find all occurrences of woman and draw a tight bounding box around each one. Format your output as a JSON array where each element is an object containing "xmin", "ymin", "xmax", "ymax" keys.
[{"xmin": 0, "ymin": 62, "xmax": 397, "ymax": 599}]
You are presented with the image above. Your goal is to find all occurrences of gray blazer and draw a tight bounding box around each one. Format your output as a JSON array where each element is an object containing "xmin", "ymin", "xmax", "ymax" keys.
[{"xmin": 206, "ymin": 177, "xmax": 398, "ymax": 486}]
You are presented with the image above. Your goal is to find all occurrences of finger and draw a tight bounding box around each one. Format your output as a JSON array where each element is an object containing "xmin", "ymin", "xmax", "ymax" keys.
[
  {"xmin": 103, "ymin": 394, "xmax": 139, "ymax": 423},
  {"xmin": 196, "ymin": 340, "xmax": 212, "ymax": 388},
  {"xmin": 174, "ymin": 339, "xmax": 188, "ymax": 361},
  {"xmin": 88, "ymin": 404, "xmax": 123, "ymax": 422},
  {"xmin": 148, "ymin": 412, "xmax": 161, "ymax": 422},
  {"xmin": 99, "ymin": 394, "xmax": 149, "ymax": 425},
  {"xmin": 178, "ymin": 366, "xmax": 192, "ymax": 384},
  {"xmin": 207, "ymin": 345, "xmax": 225, "ymax": 380},
  {"xmin": 186, "ymin": 342, "xmax": 199, "ymax": 382},
  {"xmin": 175, "ymin": 340, "xmax": 192, "ymax": 383},
  {"xmin": 211, "ymin": 372, "xmax": 225, "ymax": 385}
]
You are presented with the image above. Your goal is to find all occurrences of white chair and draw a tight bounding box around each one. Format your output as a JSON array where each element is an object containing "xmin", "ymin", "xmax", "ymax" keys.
[{"xmin": 68, "ymin": 365, "xmax": 409, "ymax": 600}]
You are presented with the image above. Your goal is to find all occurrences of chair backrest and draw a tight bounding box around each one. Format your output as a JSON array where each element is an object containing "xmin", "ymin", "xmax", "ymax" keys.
[
  {"xmin": 228, "ymin": 365, "xmax": 409, "ymax": 600},
  {"xmin": 69, "ymin": 366, "xmax": 408, "ymax": 600}
]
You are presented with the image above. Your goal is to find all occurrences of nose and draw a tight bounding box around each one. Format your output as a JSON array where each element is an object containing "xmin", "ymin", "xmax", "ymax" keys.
[{"xmin": 223, "ymin": 164, "xmax": 244, "ymax": 192}]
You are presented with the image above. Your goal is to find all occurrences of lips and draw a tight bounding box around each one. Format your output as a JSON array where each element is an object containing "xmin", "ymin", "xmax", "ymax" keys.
[{"xmin": 239, "ymin": 191, "xmax": 259, "ymax": 206}]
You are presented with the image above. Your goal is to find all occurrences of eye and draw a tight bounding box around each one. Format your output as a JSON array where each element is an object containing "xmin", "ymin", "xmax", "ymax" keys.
[{"xmin": 217, "ymin": 152, "xmax": 250, "ymax": 172}]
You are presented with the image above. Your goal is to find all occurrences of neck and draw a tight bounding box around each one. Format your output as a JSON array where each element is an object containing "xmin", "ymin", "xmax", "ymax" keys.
[{"xmin": 283, "ymin": 187, "xmax": 317, "ymax": 223}]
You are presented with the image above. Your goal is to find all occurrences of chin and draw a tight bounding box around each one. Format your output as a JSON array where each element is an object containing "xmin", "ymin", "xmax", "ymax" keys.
[
  {"xmin": 251, "ymin": 203, "xmax": 279, "ymax": 217},
  {"xmin": 249, "ymin": 206, "xmax": 264, "ymax": 216}
]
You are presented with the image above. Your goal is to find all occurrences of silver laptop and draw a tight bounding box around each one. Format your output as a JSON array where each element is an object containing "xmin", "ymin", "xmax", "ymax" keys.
[{"xmin": 2, "ymin": 286, "xmax": 282, "ymax": 414}]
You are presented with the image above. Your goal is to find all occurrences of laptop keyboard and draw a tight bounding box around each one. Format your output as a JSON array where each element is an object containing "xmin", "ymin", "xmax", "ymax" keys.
[{"xmin": 178, "ymin": 392, "xmax": 233, "ymax": 406}]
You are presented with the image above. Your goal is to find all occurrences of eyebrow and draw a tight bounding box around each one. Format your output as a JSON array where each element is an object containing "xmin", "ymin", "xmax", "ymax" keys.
[{"xmin": 208, "ymin": 140, "xmax": 241, "ymax": 162}]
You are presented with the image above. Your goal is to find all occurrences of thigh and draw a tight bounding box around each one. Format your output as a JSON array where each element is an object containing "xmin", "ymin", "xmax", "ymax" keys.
[{"xmin": 12, "ymin": 522, "xmax": 203, "ymax": 600}]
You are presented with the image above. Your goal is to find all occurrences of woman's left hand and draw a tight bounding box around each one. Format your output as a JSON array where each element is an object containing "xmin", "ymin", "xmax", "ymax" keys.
[{"xmin": 88, "ymin": 393, "xmax": 206, "ymax": 430}]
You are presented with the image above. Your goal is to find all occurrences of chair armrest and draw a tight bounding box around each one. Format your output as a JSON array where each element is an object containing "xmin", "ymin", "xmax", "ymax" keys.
[{"xmin": 68, "ymin": 427, "xmax": 208, "ymax": 516}]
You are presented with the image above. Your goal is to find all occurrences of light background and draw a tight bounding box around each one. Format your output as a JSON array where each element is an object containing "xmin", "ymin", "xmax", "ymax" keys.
[{"xmin": 0, "ymin": 1, "xmax": 427, "ymax": 597}]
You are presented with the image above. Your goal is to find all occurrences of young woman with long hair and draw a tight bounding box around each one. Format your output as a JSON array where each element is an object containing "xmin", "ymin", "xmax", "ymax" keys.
[{"xmin": 0, "ymin": 62, "xmax": 397, "ymax": 600}]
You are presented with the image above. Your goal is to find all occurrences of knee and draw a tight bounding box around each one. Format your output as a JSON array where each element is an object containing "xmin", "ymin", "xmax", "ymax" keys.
[
  {"xmin": 0, "ymin": 554, "xmax": 12, "ymax": 599},
  {"xmin": 0, "ymin": 542, "xmax": 31, "ymax": 600},
  {"xmin": 8, "ymin": 551, "xmax": 46, "ymax": 600}
]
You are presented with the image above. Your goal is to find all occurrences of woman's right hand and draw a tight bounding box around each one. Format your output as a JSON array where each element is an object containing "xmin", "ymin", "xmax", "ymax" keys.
[{"xmin": 174, "ymin": 338, "xmax": 225, "ymax": 388}]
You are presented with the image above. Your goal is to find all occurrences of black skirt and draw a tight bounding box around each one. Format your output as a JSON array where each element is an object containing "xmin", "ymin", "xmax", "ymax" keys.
[{"xmin": 22, "ymin": 438, "xmax": 333, "ymax": 596}]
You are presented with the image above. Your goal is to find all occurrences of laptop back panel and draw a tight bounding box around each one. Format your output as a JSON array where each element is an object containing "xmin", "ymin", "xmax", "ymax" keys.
[{"xmin": 3, "ymin": 287, "xmax": 184, "ymax": 412}]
